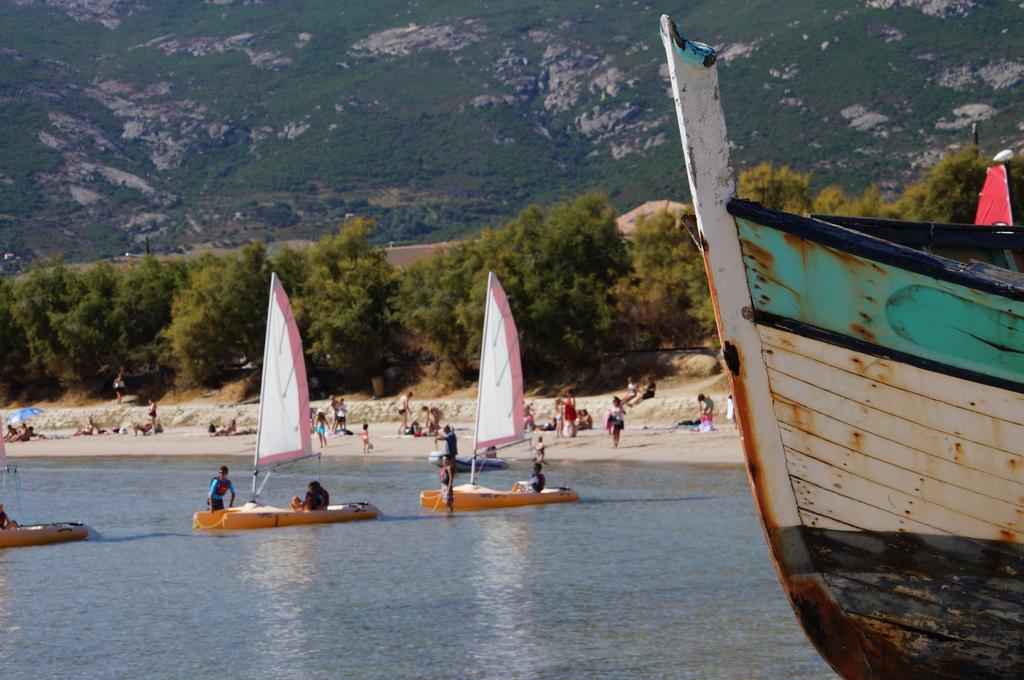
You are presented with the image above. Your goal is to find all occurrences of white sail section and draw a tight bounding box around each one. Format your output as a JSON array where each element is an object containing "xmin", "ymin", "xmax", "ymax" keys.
[
  {"xmin": 254, "ymin": 273, "xmax": 313, "ymax": 468},
  {"xmin": 473, "ymin": 272, "xmax": 525, "ymax": 452}
]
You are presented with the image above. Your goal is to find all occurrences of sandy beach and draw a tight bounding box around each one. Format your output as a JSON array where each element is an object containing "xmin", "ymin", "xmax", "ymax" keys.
[{"xmin": 4, "ymin": 393, "xmax": 743, "ymax": 466}]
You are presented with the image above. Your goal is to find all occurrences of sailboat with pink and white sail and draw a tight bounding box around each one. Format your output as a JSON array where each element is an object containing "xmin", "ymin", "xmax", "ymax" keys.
[
  {"xmin": 193, "ymin": 273, "xmax": 379, "ymax": 530},
  {"xmin": 420, "ymin": 272, "xmax": 579, "ymax": 511}
]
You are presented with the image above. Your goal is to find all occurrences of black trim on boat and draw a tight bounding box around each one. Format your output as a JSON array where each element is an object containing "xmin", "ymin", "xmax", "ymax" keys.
[
  {"xmin": 811, "ymin": 213, "xmax": 1024, "ymax": 250},
  {"xmin": 754, "ymin": 310, "xmax": 1024, "ymax": 396},
  {"xmin": 728, "ymin": 199, "xmax": 1024, "ymax": 303}
]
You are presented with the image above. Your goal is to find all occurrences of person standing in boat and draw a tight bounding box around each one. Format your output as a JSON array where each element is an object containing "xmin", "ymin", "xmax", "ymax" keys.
[
  {"xmin": 0, "ymin": 503, "xmax": 20, "ymax": 530},
  {"xmin": 291, "ymin": 480, "xmax": 330, "ymax": 511},
  {"xmin": 207, "ymin": 466, "xmax": 236, "ymax": 512},
  {"xmin": 513, "ymin": 463, "xmax": 546, "ymax": 493},
  {"xmin": 439, "ymin": 455, "xmax": 456, "ymax": 511},
  {"xmin": 397, "ymin": 391, "xmax": 412, "ymax": 435}
]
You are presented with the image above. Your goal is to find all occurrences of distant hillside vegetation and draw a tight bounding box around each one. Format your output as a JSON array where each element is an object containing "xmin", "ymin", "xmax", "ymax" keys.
[{"xmin": 0, "ymin": 0, "xmax": 1022, "ymax": 263}]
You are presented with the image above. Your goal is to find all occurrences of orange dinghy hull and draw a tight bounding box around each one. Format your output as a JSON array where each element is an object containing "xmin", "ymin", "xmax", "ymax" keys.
[
  {"xmin": 420, "ymin": 483, "xmax": 580, "ymax": 512},
  {"xmin": 193, "ymin": 501, "xmax": 380, "ymax": 530},
  {"xmin": 0, "ymin": 523, "xmax": 89, "ymax": 549}
]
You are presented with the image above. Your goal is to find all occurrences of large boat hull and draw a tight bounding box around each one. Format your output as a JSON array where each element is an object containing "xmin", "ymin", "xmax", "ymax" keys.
[
  {"xmin": 193, "ymin": 501, "xmax": 380, "ymax": 530},
  {"xmin": 0, "ymin": 523, "xmax": 89, "ymax": 549},
  {"xmin": 419, "ymin": 483, "xmax": 579, "ymax": 512},
  {"xmin": 660, "ymin": 15, "xmax": 1023, "ymax": 678}
]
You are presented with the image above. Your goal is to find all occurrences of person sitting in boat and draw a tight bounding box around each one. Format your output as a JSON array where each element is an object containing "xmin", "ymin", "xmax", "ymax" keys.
[
  {"xmin": 513, "ymin": 463, "xmax": 546, "ymax": 493},
  {"xmin": 578, "ymin": 409, "xmax": 593, "ymax": 430},
  {"xmin": 208, "ymin": 466, "xmax": 236, "ymax": 512},
  {"xmin": 439, "ymin": 455, "xmax": 455, "ymax": 511},
  {"xmin": 0, "ymin": 503, "xmax": 20, "ymax": 530},
  {"xmin": 291, "ymin": 481, "xmax": 330, "ymax": 512}
]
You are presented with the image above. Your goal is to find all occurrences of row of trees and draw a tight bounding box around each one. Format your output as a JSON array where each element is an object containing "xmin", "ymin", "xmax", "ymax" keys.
[
  {"xmin": 0, "ymin": 146, "xmax": 1010, "ymax": 399},
  {"xmin": 0, "ymin": 193, "xmax": 712, "ymax": 399},
  {"xmin": 738, "ymin": 145, "xmax": 1024, "ymax": 222}
]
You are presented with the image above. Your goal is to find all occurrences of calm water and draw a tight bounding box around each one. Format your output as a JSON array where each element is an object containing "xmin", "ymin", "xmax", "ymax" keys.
[{"xmin": 0, "ymin": 457, "xmax": 832, "ymax": 679}]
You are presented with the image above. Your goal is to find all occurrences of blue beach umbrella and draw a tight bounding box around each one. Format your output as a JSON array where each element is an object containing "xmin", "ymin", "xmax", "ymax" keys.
[{"xmin": 6, "ymin": 407, "xmax": 42, "ymax": 426}]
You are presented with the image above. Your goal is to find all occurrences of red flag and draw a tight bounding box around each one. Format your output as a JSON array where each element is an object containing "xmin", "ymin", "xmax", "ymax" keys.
[{"xmin": 975, "ymin": 165, "xmax": 1013, "ymax": 226}]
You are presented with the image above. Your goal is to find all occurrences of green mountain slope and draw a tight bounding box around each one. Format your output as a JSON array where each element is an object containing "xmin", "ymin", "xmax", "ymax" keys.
[{"xmin": 0, "ymin": 0, "xmax": 1022, "ymax": 262}]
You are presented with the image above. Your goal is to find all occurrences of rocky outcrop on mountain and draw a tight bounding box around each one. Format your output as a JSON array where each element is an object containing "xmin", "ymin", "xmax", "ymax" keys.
[
  {"xmin": 539, "ymin": 43, "xmax": 602, "ymax": 113},
  {"xmin": 84, "ymin": 79, "xmax": 219, "ymax": 170},
  {"xmin": 138, "ymin": 33, "xmax": 292, "ymax": 70},
  {"xmin": 14, "ymin": 0, "xmax": 129, "ymax": 28},
  {"xmin": 935, "ymin": 60, "xmax": 1024, "ymax": 91},
  {"xmin": 935, "ymin": 103, "xmax": 995, "ymax": 129},
  {"xmin": 350, "ymin": 20, "xmax": 486, "ymax": 57},
  {"xmin": 865, "ymin": 0, "xmax": 976, "ymax": 17},
  {"xmin": 841, "ymin": 104, "xmax": 891, "ymax": 134}
]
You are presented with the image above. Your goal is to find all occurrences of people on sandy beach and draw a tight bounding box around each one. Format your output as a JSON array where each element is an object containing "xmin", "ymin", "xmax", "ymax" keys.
[
  {"xmin": 315, "ymin": 410, "xmax": 329, "ymax": 448},
  {"xmin": 564, "ymin": 390, "xmax": 578, "ymax": 438},
  {"xmin": 73, "ymin": 416, "xmax": 98, "ymax": 436},
  {"xmin": 147, "ymin": 400, "xmax": 158, "ymax": 433},
  {"xmin": 397, "ymin": 392, "xmax": 412, "ymax": 435},
  {"xmin": 534, "ymin": 436, "xmax": 546, "ymax": 465},
  {"xmin": 207, "ymin": 466, "xmax": 235, "ymax": 512},
  {"xmin": 332, "ymin": 397, "xmax": 348, "ymax": 434},
  {"xmin": 212, "ymin": 419, "xmax": 237, "ymax": 437},
  {"xmin": 554, "ymin": 398, "xmax": 564, "ymax": 439},
  {"xmin": 698, "ymin": 393, "xmax": 715, "ymax": 431},
  {"xmin": 607, "ymin": 397, "xmax": 625, "ymax": 448},
  {"xmin": 4, "ymin": 424, "xmax": 19, "ymax": 441},
  {"xmin": 421, "ymin": 405, "xmax": 443, "ymax": 436},
  {"xmin": 523, "ymin": 401, "xmax": 535, "ymax": 431},
  {"xmin": 0, "ymin": 503, "xmax": 20, "ymax": 530},
  {"xmin": 623, "ymin": 376, "xmax": 640, "ymax": 406},
  {"xmin": 578, "ymin": 409, "xmax": 593, "ymax": 430},
  {"xmin": 113, "ymin": 371, "xmax": 126, "ymax": 405},
  {"xmin": 291, "ymin": 480, "xmax": 330, "ymax": 511},
  {"xmin": 361, "ymin": 423, "xmax": 372, "ymax": 455}
]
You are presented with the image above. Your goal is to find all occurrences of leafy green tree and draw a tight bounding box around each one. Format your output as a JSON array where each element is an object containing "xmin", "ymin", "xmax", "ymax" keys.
[
  {"xmin": 11, "ymin": 258, "xmax": 79, "ymax": 382},
  {"xmin": 118, "ymin": 256, "xmax": 188, "ymax": 372},
  {"xmin": 616, "ymin": 210, "xmax": 714, "ymax": 347},
  {"xmin": 55, "ymin": 261, "xmax": 124, "ymax": 383},
  {"xmin": 0, "ymin": 279, "xmax": 30, "ymax": 397},
  {"xmin": 298, "ymin": 218, "xmax": 400, "ymax": 377},
  {"xmin": 167, "ymin": 243, "xmax": 270, "ymax": 385},
  {"xmin": 738, "ymin": 163, "xmax": 812, "ymax": 214}
]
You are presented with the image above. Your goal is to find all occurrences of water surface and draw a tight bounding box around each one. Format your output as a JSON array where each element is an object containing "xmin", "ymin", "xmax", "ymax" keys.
[{"xmin": 0, "ymin": 458, "xmax": 832, "ymax": 678}]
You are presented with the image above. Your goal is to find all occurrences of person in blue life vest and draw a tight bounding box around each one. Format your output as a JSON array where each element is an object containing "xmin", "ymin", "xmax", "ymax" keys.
[
  {"xmin": 208, "ymin": 466, "xmax": 236, "ymax": 512},
  {"xmin": 291, "ymin": 480, "xmax": 330, "ymax": 511},
  {"xmin": 513, "ymin": 463, "xmax": 546, "ymax": 493}
]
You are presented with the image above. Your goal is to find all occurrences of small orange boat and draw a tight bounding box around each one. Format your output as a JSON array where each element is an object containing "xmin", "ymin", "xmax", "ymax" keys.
[
  {"xmin": 193, "ymin": 501, "xmax": 379, "ymax": 530},
  {"xmin": 420, "ymin": 483, "xmax": 580, "ymax": 512},
  {"xmin": 0, "ymin": 523, "xmax": 89, "ymax": 549}
]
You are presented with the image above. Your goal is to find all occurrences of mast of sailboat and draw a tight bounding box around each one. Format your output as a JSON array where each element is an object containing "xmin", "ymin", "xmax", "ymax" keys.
[
  {"xmin": 252, "ymin": 272, "xmax": 278, "ymax": 499},
  {"xmin": 470, "ymin": 272, "xmax": 497, "ymax": 485}
]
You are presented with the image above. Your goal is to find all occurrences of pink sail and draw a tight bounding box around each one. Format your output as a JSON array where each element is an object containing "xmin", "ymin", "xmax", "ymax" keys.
[
  {"xmin": 975, "ymin": 165, "xmax": 1013, "ymax": 226},
  {"xmin": 472, "ymin": 272, "xmax": 525, "ymax": 452},
  {"xmin": 254, "ymin": 273, "xmax": 313, "ymax": 468}
]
